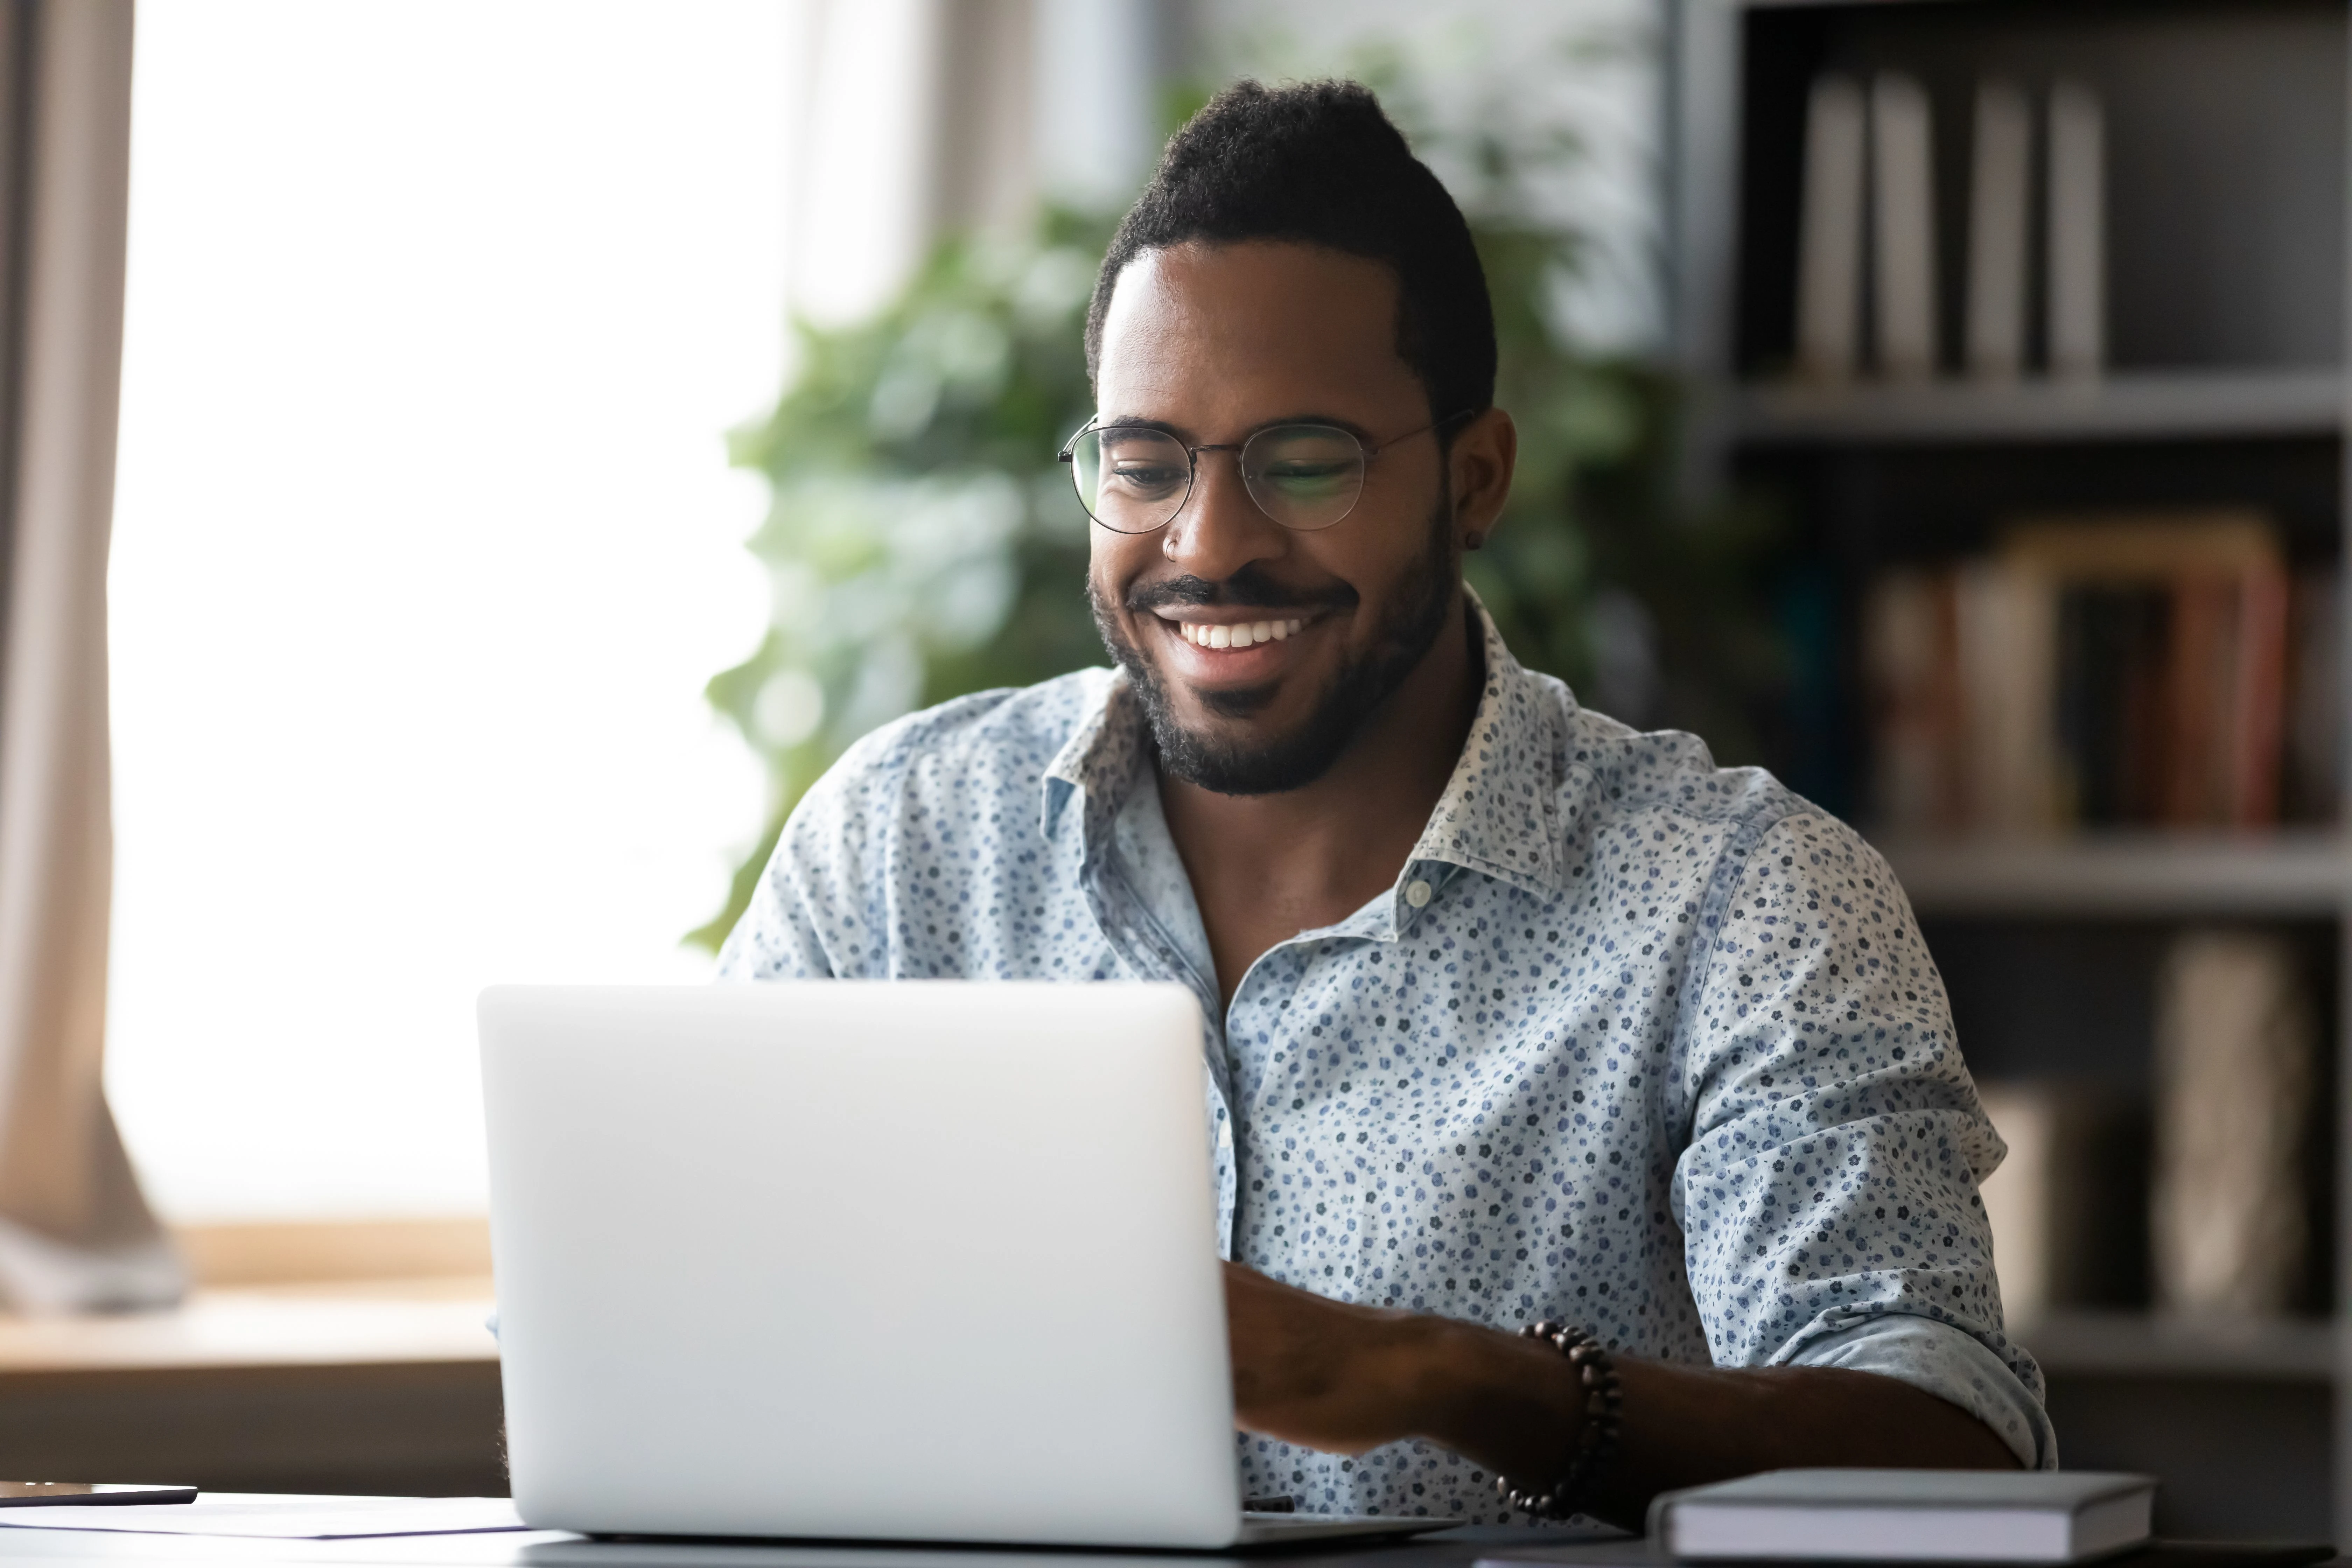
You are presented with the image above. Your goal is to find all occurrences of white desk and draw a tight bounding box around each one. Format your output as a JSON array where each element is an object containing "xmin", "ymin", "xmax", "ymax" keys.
[{"xmin": 0, "ymin": 1511, "xmax": 1619, "ymax": 1568}]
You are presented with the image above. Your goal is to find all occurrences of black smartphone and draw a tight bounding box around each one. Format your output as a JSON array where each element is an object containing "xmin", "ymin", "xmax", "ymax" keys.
[{"xmin": 0, "ymin": 1484, "xmax": 196, "ymax": 1506}]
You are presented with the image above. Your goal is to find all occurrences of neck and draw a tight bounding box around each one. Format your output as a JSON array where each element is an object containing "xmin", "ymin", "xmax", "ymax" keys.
[{"xmin": 1156, "ymin": 593, "xmax": 1484, "ymax": 1007}]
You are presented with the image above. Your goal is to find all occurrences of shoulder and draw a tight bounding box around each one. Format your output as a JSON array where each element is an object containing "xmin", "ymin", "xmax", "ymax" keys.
[
  {"xmin": 796, "ymin": 666, "xmax": 1118, "ymax": 826},
  {"xmin": 1547, "ymin": 682, "xmax": 1881, "ymax": 899},
  {"xmin": 1546, "ymin": 679, "xmax": 1807, "ymax": 832}
]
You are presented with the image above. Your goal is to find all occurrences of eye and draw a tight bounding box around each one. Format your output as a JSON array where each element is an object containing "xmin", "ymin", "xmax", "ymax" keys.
[
  {"xmin": 1107, "ymin": 459, "xmax": 1187, "ymax": 497},
  {"xmin": 1259, "ymin": 458, "xmax": 1356, "ymax": 498},
  {"xmin": 1248, "ymin": 428, "xmax": 1363, "ymax": 502}
]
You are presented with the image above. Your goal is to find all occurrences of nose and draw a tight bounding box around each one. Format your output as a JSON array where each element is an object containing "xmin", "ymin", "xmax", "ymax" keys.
[{"xmin": 1161, "ymin": 447, "xmax": 1287, "ymax": 584}]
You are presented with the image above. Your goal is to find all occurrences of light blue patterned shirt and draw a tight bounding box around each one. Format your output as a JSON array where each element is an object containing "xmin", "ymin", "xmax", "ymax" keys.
[{"xmin": 717, "ymin": 598, "xmax": 2056, "ymax": 1517}]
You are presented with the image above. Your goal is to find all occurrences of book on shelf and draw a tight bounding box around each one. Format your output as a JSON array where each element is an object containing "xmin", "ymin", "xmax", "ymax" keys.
[
  {"xmin": 2282, "ymin": 572, "xmax": 2340, "ymax": 822},
  {"xmin": 1862, "ymin": 510, "xmax": 2321, "ymax": 837},
  {"xmin": 1786, "ymin": 74, "xmax": 2106, "ymax": 387},
  {"xmin": 2150, "ymin": 929, "xmax": 2316, "ymax": 1316},
  {"xmin": 1796, "ymin": 74, "xmax": 1866, "ymax": 383},
  {"xmin": 1965, "ymin": 79, "xmax": 2031, "ymax": 380},
  {"xmin": 2046, "ymin": 79, "xmax": 2106, "ymax": 380},
  {"xmin": 1870, "ymin": 72, "xmax": 1937, "ymax": 381}
]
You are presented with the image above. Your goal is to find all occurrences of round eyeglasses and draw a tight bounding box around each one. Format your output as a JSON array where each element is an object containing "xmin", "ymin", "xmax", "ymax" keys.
[{"xmin": 1057, "ymin": 412, "xmax": 1465, "ymax": 534}]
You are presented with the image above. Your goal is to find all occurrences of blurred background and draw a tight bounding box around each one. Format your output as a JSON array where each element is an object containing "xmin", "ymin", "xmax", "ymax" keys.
[{"xmin": 1, "ymin": 0, "xmax": 2343, "ymax": 1539}]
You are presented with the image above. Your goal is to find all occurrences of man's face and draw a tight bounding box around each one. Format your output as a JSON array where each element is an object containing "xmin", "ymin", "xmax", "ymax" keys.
[{"xmin": 1086, "ymin": 242, "xmax": 1463, "ymax": 795}]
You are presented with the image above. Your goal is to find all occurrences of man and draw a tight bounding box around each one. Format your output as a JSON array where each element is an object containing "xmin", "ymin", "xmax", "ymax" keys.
[{"xmin": 719, "ymin": 80, "xmax": 2051, "ymax": 1525}]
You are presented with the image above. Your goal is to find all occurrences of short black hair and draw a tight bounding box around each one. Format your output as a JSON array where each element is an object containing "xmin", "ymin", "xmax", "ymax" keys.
[{"xmin": 1083, "ymin": 79, "xmax": 1496, "ymax": 430}]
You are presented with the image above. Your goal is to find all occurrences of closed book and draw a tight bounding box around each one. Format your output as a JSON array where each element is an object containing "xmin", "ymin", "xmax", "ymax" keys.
[
  {"xmin": 1647, "ymin": 1469, "xmax": 2155, "ymax": 1563},
  {"xmin": 2046, "ymin": 80, "xmax": 2106, "ymax": 379},
  {"xmin": 2283, "ymin": 570, "xmax": 2341, "ymax": 822},
  {"xmin": 1863, "ymin": 569, "xmax": 1961, "ymax": 833},
  {"xmin": 2225, "ymin": 560, "xmax": 2289, "ymax": 827},
  {"xmin": 1871, "ymin": 73, "xmax": 1938, "ymax": 379},
  {"xmin": 1796, "ymin": 75, "xmax": 1868, "ymax": 382},
  {"xmin": 1953, "ymin": 560, "xmax": 2058, "ymax": 833},
  {"xmin": 1966, "ymin": 79, "xmax": 2032, "ymax": 379}
]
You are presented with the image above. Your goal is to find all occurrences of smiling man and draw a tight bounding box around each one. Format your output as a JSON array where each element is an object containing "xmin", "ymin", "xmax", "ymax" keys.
[{"xmin": 719, "ymin": 81, "xmax": 2051, "ymax": 1524}]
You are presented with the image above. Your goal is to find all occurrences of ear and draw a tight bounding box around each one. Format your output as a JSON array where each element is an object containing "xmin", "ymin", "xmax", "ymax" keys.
[{"xmin": 1445, "ymin": 407, "xmax": 1517, "ymax": 552}]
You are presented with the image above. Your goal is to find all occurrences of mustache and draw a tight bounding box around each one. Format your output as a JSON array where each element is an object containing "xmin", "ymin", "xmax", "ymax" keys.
[{"xmin": 1124, "ymin": 566, "xmax": 1359, "ymax": 615}]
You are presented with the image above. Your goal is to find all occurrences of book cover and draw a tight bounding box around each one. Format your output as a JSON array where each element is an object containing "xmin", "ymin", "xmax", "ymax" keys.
[
  {"xmin": 2046, "ymin": 80, "xmax": 2106, "ymax": 379},
  {"xmin": 1870, "ymin": 72, "xmax": 1937, "ymax": 380},
  {"xmin": 1796, "ymin": 75, "xmax": 1867, "ymax": 383},
  {"xmin": 1647, "ymin": 1470, "xmax": 2154, "ymax": 1564},
  {"xmin": 2282, "ymin": 570, "xmax": 2341, "ymax": 822},
  {"xmin": 1864, "ymin": 569, "xmax": 1963, "ymax": 834},
  {"xmin": 1953, "ymin": 559, "xmax": 2058, "ymax": 834},
  {"xmin": 1966, "ymin": 79, "xmax": 2032, "ymax": 380},
  {"xmin": 2225, "ymin": 561, "xmax": 2289, "ymax": 827}
]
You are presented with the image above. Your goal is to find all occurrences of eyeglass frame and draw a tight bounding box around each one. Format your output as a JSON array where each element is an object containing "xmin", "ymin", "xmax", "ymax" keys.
[{"xmin": 1055, "ymin": 408, "xmax": 1475, "ymax": 534}]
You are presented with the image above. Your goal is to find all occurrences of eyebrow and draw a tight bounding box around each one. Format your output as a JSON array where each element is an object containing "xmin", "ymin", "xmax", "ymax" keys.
[{"xmin": 1094, "ymin": 412, "xmax": 1379, "ymax": 443}]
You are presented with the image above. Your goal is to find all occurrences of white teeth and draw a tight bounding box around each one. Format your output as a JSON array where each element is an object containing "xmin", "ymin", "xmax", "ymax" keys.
[{"xmin": 1177, "ymin": 616, "xmax": 1308, "ymax": 648}]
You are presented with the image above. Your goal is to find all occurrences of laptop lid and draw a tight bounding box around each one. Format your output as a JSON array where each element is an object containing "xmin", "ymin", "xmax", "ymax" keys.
[{"xmin": 479, "ymin": 981, "xmax": 1242, "ymax": 1547}]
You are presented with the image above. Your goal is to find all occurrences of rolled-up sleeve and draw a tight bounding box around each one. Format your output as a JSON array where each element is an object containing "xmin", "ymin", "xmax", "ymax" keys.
[{"xmin": 1672, "ymin": 813, "xmax": 2055, "ymax": 1469}]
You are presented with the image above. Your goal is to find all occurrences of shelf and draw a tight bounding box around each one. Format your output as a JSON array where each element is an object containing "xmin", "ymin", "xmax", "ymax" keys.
[
  {"xmin": 1872, "ymin": 832, "xmax": 2351, "ymax": 918},
  {"xmin": 2014, "ymin": 1309, "xmax": 2338, "ymax": 1383},
  {"xmin": 1727, "ymin": 368, "xmax": 2346, "ymax": 446}
]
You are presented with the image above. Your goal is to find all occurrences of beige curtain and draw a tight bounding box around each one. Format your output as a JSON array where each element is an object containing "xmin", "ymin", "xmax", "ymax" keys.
[{"xmin": 0, "ymin": 0, "xmax": 178, "ymax": 1312}]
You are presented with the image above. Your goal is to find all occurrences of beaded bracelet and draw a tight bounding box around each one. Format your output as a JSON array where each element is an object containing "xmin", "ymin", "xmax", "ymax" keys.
[{"xmin": 1494, "ymin": 1320, "xmax": 1623, "ymax": 1521}]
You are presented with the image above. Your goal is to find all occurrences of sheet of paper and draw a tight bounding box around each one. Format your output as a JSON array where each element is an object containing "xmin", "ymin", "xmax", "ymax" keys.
[{"xmin": 0, "ymin": 1495, "xmax": 526, "ymax": 1538}]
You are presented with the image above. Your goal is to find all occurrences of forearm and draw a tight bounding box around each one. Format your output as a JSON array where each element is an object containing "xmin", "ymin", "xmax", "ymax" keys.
[{"xmin": 1396, "ymin": 1316, "xmax": 2021, "ymax": 1528}]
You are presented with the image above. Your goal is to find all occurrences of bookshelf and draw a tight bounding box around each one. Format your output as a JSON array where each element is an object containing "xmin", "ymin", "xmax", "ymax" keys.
[
  {"xmin": 1729, "ymin": 367, "xmax": 2347, "ymax": 445},
  {"xmin": 1878, "ymin": 832, "xmax": 2352, "ymax": 917},
  {"xmin": 1668, "ymin": 0, "xmax": 2352, "ymax": 1540},
  {"xmin": 2015, "ymin": 1308, "xmax": 2338, "ymax": 1383}
]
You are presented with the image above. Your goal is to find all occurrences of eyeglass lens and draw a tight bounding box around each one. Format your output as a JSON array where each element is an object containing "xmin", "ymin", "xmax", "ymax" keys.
[{"xmin": 1069, "ymin": 424, "xmax": 1368, "ymax": 534}]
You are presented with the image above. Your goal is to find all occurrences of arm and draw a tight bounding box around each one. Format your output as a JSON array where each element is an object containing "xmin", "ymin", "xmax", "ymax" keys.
[
  {"xmin": 1226, "ymin": 814, "xmax": 2041, "ymax": 1522},
  {"xmin": 1225, "ymin": 1260, "xmax": 2015, "ymax": 1531}
]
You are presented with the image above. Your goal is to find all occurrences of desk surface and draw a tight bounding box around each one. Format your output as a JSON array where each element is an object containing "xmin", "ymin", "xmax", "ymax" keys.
[
  {"xmin": 0, "ymin": 1514, "xmax": 1630, "ymax": 1568},
  {"xmin": 0, "ymin": 1511, "xmax": 2330, "ymax": 1568}
]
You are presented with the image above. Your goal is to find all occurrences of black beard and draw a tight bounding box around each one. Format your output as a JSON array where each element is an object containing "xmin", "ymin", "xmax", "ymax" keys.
[{"xmin": 1088, "ymin": 505, "xmax": 1458, "ymax": 797}]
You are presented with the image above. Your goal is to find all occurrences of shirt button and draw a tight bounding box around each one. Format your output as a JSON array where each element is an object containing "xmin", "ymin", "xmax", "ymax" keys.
[{"xmin": 1405, "ymin": 879, "xmax": 1432, "ymax": 908}]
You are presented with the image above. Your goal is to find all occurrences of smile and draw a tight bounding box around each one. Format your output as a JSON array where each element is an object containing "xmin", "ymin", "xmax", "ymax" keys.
[{"xmin": 1171, "ymin": 617, "xmax": 1305, "ymax": 650}]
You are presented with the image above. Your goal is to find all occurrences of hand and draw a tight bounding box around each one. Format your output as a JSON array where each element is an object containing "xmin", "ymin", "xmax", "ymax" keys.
[
  {"xmin": 1220, "ymin": 1261, "xmax": 2023, "ymax": 1528},
  {"xmin": 1221, "ymin": 1260, "xmax": 1441, "ymax": 1456}
]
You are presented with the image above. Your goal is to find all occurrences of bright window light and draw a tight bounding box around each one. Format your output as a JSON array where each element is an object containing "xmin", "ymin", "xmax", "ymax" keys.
[{"xmin": 106, "ymin": 1, "xmax": 783, "ymax": 1221}]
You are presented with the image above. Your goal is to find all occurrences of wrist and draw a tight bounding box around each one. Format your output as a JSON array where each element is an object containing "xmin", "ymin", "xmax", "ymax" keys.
[{"xmin": 1399, "ymin": 1315, "xmax": 1589, "ymax": 1465}]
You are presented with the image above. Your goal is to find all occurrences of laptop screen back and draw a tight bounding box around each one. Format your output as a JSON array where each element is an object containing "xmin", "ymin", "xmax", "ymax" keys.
[{"xmin": 479, "ymin": 981, "xmax": 1239, "ymax": 1546}]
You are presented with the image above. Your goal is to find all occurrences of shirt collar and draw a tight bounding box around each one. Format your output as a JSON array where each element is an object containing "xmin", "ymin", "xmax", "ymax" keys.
[
  {"xmin": 1040, "ymin": 673, "xmax": 1145, "ymax": 856},
  {"xmin": 1040, "ymin": 589, "xmax": 1575, "ymax": 900}
]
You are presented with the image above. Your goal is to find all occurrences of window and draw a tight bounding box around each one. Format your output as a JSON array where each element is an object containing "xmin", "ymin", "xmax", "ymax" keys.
[{"xmin": 105, "ymin": 1, "xmax": 785, "ymax": 1220}]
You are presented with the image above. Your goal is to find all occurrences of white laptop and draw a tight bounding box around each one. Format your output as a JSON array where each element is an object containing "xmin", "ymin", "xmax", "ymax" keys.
[{"xmin": 478, "ymin": 981, "xmax": 1432, "ymax": 1549}]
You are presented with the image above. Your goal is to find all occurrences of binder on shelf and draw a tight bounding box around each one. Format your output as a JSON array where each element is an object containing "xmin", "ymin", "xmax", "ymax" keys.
[
  {"xmin": 1965, "ymin": 79, "xmax": 2032, "ymax": 380},
  {"xmin": 1796, "ymin": 75, "xmax": 1867, "ymax": 383},
  {"xmin": 1870, "ymin": 72, "xmax": 1938, "ymax": 380},
  {"xmin": 2046, "ymin": 79, "xmax": 2106, "ymax": 380}
]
